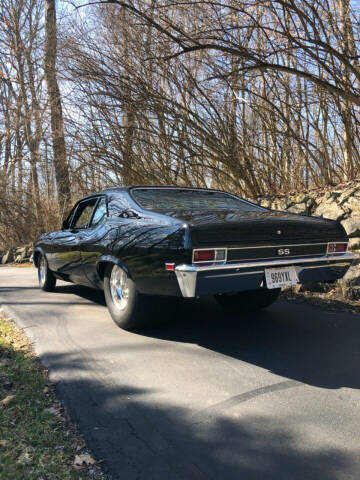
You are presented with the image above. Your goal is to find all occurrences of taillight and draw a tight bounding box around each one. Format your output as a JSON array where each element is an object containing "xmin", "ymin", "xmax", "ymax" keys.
[
  {"xmin": 193, "ymin": 250, "xmax": 215, "ymax": 262},
  {"xmin": 327, "ymin": 242, "xmax": 348, "ymax": 255},
  {"xmin": 193, "ymin": 248, "xmax": 227, "ymax": 265}
]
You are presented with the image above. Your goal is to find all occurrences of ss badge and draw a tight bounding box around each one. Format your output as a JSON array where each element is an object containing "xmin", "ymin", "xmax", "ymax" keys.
[{"xmin": 277, "ymin": 248, "xmax": 290, "ymax": 256}]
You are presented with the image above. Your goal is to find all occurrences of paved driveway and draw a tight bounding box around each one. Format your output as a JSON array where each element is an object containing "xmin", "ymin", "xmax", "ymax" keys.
[{"xmin": 1, "ymin": 266, "xmax": 360, "ymax": 479}]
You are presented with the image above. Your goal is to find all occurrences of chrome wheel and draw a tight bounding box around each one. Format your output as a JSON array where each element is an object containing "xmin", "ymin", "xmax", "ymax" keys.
[
  {"xmin": 39, "ymin": 256, "xmax": 46, "ymax": 286},
  {"xmin": 110, "ymin": 265, "xmax": 130, "ymax": 311}
]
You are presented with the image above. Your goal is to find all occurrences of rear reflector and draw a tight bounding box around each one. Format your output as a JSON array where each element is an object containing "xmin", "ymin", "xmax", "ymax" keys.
[{"xmin": 327, "ymin": 242, "xmax": 347, "ymax": 255}]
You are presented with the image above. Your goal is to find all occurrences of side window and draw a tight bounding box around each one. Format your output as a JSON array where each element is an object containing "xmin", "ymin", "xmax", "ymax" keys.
[
  {"xmin": 71, "ymin": 199, "xmax": 97, "ymax": 229},
  {"xmin": 63, "ymin": 204, "xmax": 77, "ymax": 229},
  {"xmin": 90, "ymin": 197, "xmax": 107, "ymax": 228}
]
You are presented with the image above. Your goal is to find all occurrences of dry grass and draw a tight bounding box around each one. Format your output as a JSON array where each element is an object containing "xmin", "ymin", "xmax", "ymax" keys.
[
  {"xmin": 283, "ymin": 287, "xmax": 360, "ymax": 314},
  {"xmin": 0, "ymin": 313, "xmax": 108, "ymax": 480}
]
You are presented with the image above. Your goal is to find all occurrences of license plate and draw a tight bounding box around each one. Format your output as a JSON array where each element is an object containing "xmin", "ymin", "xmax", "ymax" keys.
[{"xmin": 265, "ymin": 266, "xmax": 298, "ymax": 289}]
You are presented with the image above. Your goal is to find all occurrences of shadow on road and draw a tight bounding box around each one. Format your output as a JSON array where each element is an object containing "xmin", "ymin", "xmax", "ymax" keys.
[
  {"xmin": 56, "ymin": 284, "xmax": 107, "ymax": 306},
  {"xmin": 35, "ymin": 283, "xmax": 360, "ymax": 391},
  {"xmin": 3, "ymin": 283, "xmax": 360, "ymax": 392},
  {"xmin": 27, "ymin": 285, "xmax": 360, "ymax": 389},
  {"xmin": 142, "ymin": 296, "xmax": 360, "ymax": 390},
  {"xmin": 2, "ymin": 282, "xmax": 360, "ymax": 478},
  {"xmin": 0, "ymin": 284, "xmax": 107, "ymax": 306},
  {"xmin": 46, "ymin": 354, "xmax": 355, "ymax": 480}
]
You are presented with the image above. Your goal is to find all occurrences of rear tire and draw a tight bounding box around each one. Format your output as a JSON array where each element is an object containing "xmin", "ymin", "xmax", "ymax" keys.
[
  {"xmin": 38, "ymin": 254, "xmax": 56, "ymax": 292},
  {"xmin": 104, "ymin": 263, "xmax": 150, "ymax": 330},
  {"xmin": 215, "ymin": 288, "xmax": 281, "ymax": 313}
]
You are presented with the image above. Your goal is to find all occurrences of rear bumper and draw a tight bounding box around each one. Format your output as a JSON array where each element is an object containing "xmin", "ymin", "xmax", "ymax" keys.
[{"xmin": 174, "ymin": 253, "xmax": 354, "ymax": 298}]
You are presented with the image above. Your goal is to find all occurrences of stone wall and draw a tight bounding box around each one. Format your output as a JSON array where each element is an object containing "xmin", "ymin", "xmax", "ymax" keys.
[
  {"xmin": 254, "ymin": 180, "xmax": 360, "ymax": 250},
  {"xmin": 1, "ymin": 245, "xmax": 32, "ymax": 265},
  {"xmin": 254, "ymin": 180, "xmax": 360, "ymax": 300}
]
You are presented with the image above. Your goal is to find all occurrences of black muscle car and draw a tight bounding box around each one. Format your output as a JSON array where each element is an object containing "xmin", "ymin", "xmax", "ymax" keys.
[{"xmin": 33, "ymin": 186, "xmax": 353, "ymax": 330}]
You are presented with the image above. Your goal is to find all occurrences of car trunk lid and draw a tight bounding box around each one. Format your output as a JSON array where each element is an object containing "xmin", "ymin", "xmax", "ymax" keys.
[{"xmin": 165, "ymin": 210, "xmax": 347, "ymax": 247}]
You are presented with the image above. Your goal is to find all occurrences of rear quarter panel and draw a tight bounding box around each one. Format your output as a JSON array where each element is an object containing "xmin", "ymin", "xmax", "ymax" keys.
[{"xmin": 95, "ymin": 217, "xmax": 192, "ymax": 296}]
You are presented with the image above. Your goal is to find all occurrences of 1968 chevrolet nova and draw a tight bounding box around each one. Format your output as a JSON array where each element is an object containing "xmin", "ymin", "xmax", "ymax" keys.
[{"xmin": 34, "ymin": 186, "xmax": 354, "ymax": 330}]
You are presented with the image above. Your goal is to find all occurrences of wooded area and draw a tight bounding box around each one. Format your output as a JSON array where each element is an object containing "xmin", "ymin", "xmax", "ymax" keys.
[{"xmin": 0, "ymin": 0, "xmax": 359, "ymax": 248}]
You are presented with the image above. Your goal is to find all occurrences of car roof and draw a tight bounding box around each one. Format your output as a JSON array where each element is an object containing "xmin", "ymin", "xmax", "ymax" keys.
[{"xmin": 83, "ymin": 185, "xmax": 234, "ymax": 198}]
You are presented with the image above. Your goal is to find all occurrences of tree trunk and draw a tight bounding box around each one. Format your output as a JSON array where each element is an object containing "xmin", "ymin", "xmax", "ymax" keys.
[
  {"xmin": 338, "ymin": 0, "xmax": 354, "ymax": 180},
  {"xmin": 44, "ymin": 0, "xmax": 71, "ymax": 216}
]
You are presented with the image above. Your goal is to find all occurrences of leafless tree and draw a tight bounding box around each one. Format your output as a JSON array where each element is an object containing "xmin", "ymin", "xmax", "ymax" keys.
[
  {"xmin": 44, "ymin": 0, "xmax": 71, "ymax": 215},
  {"xmin": 1, "ymin": 0, "xmax": 360, "ymax": 248}
]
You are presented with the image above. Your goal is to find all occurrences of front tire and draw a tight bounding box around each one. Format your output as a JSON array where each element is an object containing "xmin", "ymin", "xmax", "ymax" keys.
[
  {"xmin": 38, "ymin": 254, "xmax": 56, "ymax": 292},
  {"xmin": 104, "ymin": 263, "xmax": 149, "ymax": 330},
  {"xmin": 215, "ymin": 288, "xmax": 281, "ymax": 313}
]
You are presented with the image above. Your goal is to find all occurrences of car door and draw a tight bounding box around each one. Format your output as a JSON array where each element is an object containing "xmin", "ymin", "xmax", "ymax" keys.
[
  {"xmin": 78, "ymin": 196, "xmax": 110, "ymax": 287},
  {"xmin": 51, "ymin": 198, "xmax": 97, "ymax": 284}
]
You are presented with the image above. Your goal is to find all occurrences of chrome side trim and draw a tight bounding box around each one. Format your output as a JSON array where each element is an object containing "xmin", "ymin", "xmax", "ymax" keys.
[
  {"xmin": 227, "ymin": 242, "xmax": 329, "ymax": 250},
  {"xmin": 203, "ymin": 270, "xmax": 264, "ymax": 279},
  {"xmin": 296, "ymin": 263, "xmax": 351, "ymax": 270}
]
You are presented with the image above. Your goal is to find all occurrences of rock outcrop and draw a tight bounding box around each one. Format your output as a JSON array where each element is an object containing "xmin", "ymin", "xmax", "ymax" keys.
[
  {"xmin": 0, "ymin": 245, "xmax": 32, "ymax": 265},
  {"xmin": 338, "ymin": 259, "xmax": 360, "ymax": 301},
  {"xmin": 254, "ymin": 181, "xmax": 360, "ymax": 299}
]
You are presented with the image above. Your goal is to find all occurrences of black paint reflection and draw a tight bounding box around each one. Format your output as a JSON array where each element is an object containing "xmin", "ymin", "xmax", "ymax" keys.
[{"xmin": 34, "ymin": 186, "xmax": 348, "ymax": 296}]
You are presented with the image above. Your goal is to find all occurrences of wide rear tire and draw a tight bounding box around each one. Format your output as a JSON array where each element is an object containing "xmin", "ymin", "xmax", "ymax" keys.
[
  {"xmin": 104, "ymin": 263, "xmax": 156, "ymax": 330},
  {"xmin": 215, "ymin": 288, "xmax": 281, "ymax": 313},
  {"xmin": 38, "ymin": 254, "xmax": 56, "ymax": 292}
]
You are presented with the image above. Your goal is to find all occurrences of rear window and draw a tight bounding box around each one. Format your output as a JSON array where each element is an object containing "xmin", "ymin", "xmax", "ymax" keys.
[{"xmin": 131, "ymin": 188, "xmax": 265, "ymax": 213}]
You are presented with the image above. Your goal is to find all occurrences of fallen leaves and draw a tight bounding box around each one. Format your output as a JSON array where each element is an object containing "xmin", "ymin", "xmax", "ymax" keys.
[
  {"xmin": 73, "ymin": 453, "xmax": 96, "ymax": 470},
  {"xmin": 0, "ymin": 313, "xmax": 104, "ymax": 479},
  {"xmin": 44, "ymin": 406, "xmax": 62, "ymax": 417},
  {"xmin": 17, "ymin": 452, "xmax": 31, "ymax": 464},
  {"xmin": 0, "ymin": 394, "xmax": 16, "ymax": 407}
]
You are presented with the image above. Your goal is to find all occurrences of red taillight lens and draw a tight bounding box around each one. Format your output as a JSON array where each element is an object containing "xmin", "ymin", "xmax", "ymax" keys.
[
  {"xmin": 193, "ymin": 249, "xmax": 215, "ymax": 262},
  {"xmin": 327, "ymin": 242, "xmax": 347, "ymax": 255},
  {"xmin": 193, "ymin": 248, "xmax": 227, "ymax": 265}
]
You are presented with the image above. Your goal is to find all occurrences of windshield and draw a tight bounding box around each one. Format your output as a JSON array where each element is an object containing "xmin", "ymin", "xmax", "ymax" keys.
[{"xmin": 131, "ymin": 188, "xmax": 266, "ymax": 213}]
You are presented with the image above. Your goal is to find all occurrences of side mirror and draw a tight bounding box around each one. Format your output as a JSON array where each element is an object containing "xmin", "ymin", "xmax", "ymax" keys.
[{"xmin": 62, "ymin": 219, "xmax": 69, "ymax": 230}]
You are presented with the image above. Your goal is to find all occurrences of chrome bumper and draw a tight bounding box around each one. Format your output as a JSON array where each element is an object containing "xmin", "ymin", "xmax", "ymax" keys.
[{"xmin": 175, "ymin": 253, "xmax": 354, "ymax": 298}]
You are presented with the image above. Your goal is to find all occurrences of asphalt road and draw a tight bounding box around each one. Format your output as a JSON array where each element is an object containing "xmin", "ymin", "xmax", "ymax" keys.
[{"xmin": 1, "ymin": 266, "xmax": 360, "ymax": 480}]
